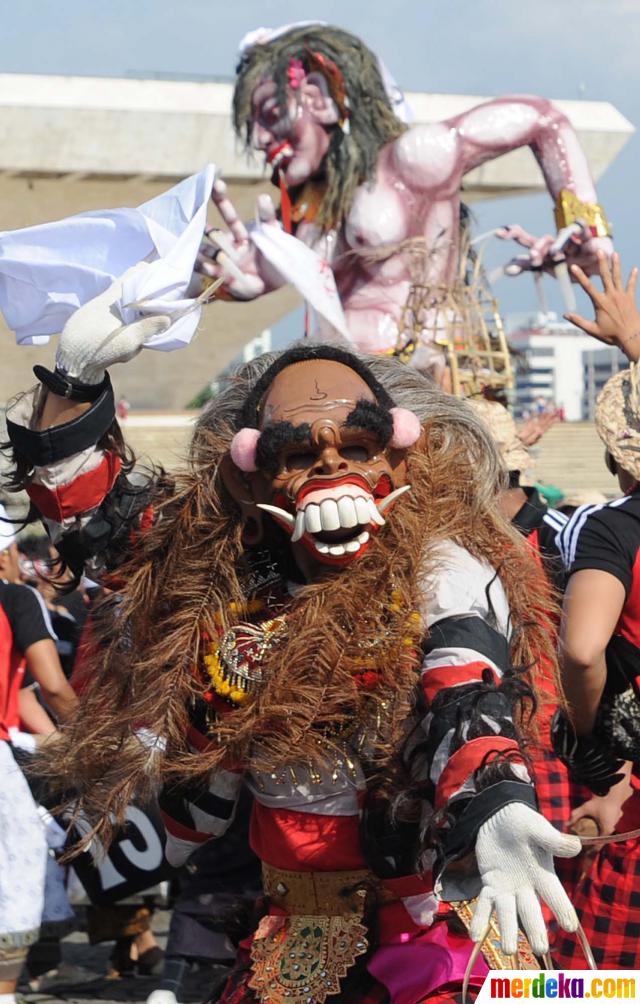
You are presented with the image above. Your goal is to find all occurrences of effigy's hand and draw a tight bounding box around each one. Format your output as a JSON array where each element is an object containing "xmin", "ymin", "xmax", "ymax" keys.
[
  {"xmin": 498, "ymin": 224, "xmax": 613, "ymax": 278},
  {"xmin": 497, "ymin": 224, "xmax": 557, "ymax": 275},
  {"xmin": 194, "ymin": 180, "xmax": 279, "ymax": 300},
  {"xmin": 565, "ymin": 251, "xmax": 640, "ymax": 363},
  {"xmin": 470, "ymin": 803, "xmax": 580, "ymax": 956},
  {"xmin": 566, "ymin": 234, "xmax": 614, "ymax": 277},
  {"xmin": 57, "ymin": 264, "xmax": 171, "ymax": 385}
]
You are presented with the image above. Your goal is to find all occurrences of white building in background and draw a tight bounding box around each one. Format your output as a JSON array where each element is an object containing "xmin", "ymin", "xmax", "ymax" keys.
[{"xmin": 507, "ymin": 312, "xmax": 626, "ymax": 421}]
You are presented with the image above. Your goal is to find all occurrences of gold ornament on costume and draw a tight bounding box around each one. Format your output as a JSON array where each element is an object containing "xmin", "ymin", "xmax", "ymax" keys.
[
  {"xmin": 203, "ymin": 601, "xmax": 287, "ymax": 706},
  {"xmin": 249, "ymin": 914, "xmax": 368, "ymax": 1004},
  {"xmin": 554, "ymin": 188, "xmax": 612, "ymax": 239},
  {"xmin": 249, "ymin": 865, "xmax": 371, "ymax": 1004},
  {"xmin": 451, "ymin": 900, "xmax": 539, "ymax": 970}
]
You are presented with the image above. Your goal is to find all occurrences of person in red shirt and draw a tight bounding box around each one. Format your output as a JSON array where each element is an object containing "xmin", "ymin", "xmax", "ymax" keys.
[
  {"xmin": 0, "ymin": 574, "xmax": 77, "ymax": 1003},
  {"xmin": 0, "ymin": 501, "xmax": 79, "ymax": 1000}
]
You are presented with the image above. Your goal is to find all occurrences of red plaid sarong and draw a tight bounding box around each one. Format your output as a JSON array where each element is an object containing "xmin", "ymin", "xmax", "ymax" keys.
[
  {"xmin": 552, "ymin": 792, "xmax": 640, "ymax": 969},
  {"xmin": 533, "ymin": 737, "xmax": 640, "ymax": 970}
]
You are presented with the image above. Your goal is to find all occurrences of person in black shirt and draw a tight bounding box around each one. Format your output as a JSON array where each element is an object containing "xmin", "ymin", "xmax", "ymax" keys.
[
  {"xmin": 553, "ymin": 251, "xmax": 640, "ymax": 797},
  {"xmin": 537, "ymin": 250, "xmax": 640, "ymax": 970}
]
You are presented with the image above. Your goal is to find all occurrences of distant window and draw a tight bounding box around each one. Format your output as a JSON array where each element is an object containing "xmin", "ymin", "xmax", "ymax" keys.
[
  {"xmin": 517, "ymin": 380, "xmax": 554, "ymax": 391},
  {"xmin": 526, "ymin": 346, "xmax": 556, "ymax": 358}
]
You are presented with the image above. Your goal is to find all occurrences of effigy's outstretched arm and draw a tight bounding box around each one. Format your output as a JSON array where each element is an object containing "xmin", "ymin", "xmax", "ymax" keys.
[
  {"xmin": 449, "ymin": 96, "xmax": 612, "ymax": 276},
  {"xmin": 450, "ymin": 95, "xmax": 598, "ymax": 204}
]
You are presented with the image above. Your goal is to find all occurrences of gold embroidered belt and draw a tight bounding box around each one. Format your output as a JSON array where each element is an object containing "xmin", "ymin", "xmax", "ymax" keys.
[{"xmin": 249, "ymin": 865, "xmax": 377, "ymax": 1004}]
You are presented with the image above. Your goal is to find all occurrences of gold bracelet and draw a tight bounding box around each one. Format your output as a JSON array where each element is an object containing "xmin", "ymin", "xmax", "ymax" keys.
[{"xmin": 554, "ymin": 188, "xmax": 612, "ymax": 238}]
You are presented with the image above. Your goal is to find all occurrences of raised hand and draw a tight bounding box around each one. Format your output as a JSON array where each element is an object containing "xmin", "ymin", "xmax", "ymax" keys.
[
  {"xmin": 565, "ymin": 251, "xmax": 640, "ymax": 362},
  {"xmin": 195, "ymin": 180, "xmax": 282, "ymax": 301}
]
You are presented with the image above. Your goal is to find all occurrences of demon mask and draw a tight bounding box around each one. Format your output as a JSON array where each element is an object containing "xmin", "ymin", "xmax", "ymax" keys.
[{"xmin": 225, "ymin": 347, "xmax": 420, "ymax": 572}]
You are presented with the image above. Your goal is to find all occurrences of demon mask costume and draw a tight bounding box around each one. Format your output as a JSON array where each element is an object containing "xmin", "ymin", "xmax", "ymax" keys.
[{"xmin": 1, "ymin": 274, "xmax": 583, "ymax": 1002}]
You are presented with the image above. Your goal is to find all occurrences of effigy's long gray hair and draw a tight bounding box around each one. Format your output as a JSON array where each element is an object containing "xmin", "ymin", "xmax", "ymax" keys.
[{"xmin": 233, "ymin": 24, "xmax": 407, "ymax": 231}]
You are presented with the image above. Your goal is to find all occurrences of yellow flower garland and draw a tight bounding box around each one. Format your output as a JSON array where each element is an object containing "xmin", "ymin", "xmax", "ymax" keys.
[
  {"xmin": 203, "ymin": 646, "xmax": 250, "ymax": 705},
  {"xmin": 203, "ymin": 592, "xmax": 422, "ymax": 708}
]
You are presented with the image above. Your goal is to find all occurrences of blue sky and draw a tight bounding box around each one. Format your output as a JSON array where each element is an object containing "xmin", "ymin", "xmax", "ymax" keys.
[{"xmin": 1, "ymin": 0, "xmax": 638, "ymax": 318}]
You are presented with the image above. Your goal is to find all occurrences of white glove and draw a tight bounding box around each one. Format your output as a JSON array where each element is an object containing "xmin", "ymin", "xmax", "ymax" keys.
[
  {"xmin": 470, "ymin": 802, "xmax": 581, "ymax": 956},
  {"xmin": 56, "ymin": 263, "xmax": 171, "ymax": 385}
]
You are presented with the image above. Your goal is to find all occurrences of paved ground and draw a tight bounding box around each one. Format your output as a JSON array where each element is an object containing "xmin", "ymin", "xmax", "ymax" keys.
[{"xmin": 21, "ymin": 911, "xmax": 231, "ymax": 1004}]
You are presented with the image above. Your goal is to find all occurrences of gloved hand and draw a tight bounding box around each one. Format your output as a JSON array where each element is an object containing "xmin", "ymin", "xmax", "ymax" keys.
[
  {"xmin": 470, "ymin": 802, "xmax": 581, "ymax": 956},
  {"xmin": 56, "ymin": 263, "xmax": 171, "ymax": 385}
]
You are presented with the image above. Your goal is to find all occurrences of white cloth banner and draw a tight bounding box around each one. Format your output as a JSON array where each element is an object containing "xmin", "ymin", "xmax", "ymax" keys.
[
  {"xmin": 0, "ymin": 164, "xmax": 217, "ymax": 351},
  {"xmin": 248, "ymin": 220, "xmax": 350, "ymax": 341}
]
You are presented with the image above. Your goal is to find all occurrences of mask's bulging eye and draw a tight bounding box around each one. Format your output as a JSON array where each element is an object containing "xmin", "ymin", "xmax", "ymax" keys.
[
  {"xmin": 341, "ymin": 445, "xmax": 368, "ymax": 462},
  {"xmin": 285, "ymin": 451, "xmax": 317, "ymax": 471}
]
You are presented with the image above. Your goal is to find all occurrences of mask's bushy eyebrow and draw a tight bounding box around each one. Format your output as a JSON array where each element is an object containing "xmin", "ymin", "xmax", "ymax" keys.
[
  {"xmin": 344, "ymin": 399, "xmax": 392, "ymax": 447},
  {"xmin": 256, "ymin": 422, "xmax": 312, "ymax": 476}
]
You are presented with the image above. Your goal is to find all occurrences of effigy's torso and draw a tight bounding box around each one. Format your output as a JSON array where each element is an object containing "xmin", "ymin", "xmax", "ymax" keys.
[{"xmin": 295, "ymin": 127, "xmax": 470, "ymax": 369}]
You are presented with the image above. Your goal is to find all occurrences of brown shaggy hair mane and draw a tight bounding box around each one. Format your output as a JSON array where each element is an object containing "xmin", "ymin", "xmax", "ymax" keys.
[{"xmin": 38, "ymin": 351, "xmax": 558, "ymax": 849}]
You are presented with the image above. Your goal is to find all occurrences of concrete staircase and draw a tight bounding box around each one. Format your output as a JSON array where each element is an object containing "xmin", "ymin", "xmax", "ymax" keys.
[{"xmin": 532, "ymin": 421, "xmax": 618, "ymax": 496}]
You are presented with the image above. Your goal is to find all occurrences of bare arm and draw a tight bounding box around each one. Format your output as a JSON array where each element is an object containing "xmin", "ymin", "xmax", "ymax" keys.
[
  {"xmin": 450, "ymin": 96, "xmax": 596, "ymax": 201},
  {"xmin": 18, "ymin": 686, "xmax": 57, "ymax": 736},
  {"xmin": 559, "ymin": 568, "xmax": 626, "ymax": 734},
  {"xmin": 24, "ymin": 638, "xmax": 79, "ymax": 723}
]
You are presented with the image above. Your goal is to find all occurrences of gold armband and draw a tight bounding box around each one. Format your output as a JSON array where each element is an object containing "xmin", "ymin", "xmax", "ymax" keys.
[{"xmin": 554, "ymin": 188, "xmax": 612, "ymax": 238}]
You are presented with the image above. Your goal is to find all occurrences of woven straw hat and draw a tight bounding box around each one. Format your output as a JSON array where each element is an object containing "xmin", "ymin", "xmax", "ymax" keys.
[
  {"xmin": 469, "ymin": 398, "xmax": 532, "ymax": 476},
  {"xmin": 595, "ymin": 364, "xmax": 640, "ymax": 481}
]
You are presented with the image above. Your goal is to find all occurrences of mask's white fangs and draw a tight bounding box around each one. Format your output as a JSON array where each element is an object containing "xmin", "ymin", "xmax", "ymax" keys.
[
  {"xmin": 256, "ymin": 503, "xmax": 295, "ymax": 529},
  {"xmin": 377, "ymin": 484, "xmax": 411, "ymax": 514},
  {"xmin": 257, "ymin": 484, "xmax": 411, "ymax": 558}
]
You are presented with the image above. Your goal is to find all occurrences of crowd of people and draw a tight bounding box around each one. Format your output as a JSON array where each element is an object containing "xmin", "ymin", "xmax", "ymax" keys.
[{"xmin": 0, "ymin": 251, "xmax": 639, "ymax": 1004}]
